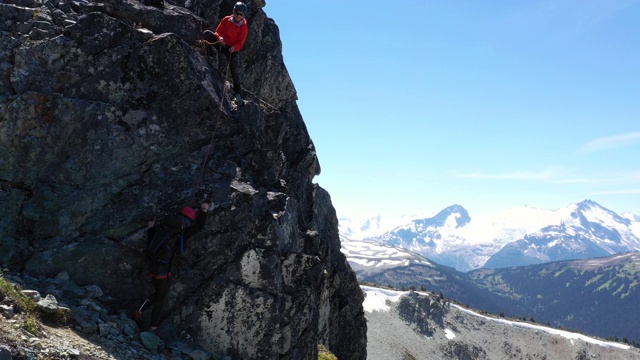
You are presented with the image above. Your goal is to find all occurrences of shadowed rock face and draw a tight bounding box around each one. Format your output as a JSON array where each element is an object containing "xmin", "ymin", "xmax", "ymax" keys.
[
  {"xmin": 396, "ymin": 291, "xmax": 446, "ymax": 337},
  {"xmin": 0, "ymin": 0, "xmax": 366, "ymax": 358}
]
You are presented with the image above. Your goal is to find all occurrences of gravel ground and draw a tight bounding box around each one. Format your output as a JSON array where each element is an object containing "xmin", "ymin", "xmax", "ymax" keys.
[
  {"xmin": 367, "ymin": 309, "xmax": 437, "ymax": 360},
  {"xmin": 0, "ymin": 316, "xmax": 123, "ymax": 359}
]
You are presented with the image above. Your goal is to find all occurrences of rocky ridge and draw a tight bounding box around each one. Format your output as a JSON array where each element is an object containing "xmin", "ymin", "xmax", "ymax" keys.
[{"xmin": 0, "ymin": 0, "xmax": 366, "ymax": 359}]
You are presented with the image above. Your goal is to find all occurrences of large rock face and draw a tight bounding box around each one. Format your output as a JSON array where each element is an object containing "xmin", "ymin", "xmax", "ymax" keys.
[{"xmin": 0, "ymin": 0, "xmax": 366, "ymax": 358}]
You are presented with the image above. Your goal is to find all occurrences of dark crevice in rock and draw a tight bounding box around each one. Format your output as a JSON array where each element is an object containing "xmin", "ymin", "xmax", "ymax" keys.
[{"xmin": 0, "ymin": 179, "xmax": 33, "ymax": 196}]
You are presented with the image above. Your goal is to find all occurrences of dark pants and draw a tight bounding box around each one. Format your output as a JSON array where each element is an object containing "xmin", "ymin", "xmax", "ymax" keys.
[
  {"xmin": 203, "ymin": 30, "xmax": 242, "ymax": 95},
  {"xmin": 138, "ymin": 276, "xmax": 171, "ymax": 328}
]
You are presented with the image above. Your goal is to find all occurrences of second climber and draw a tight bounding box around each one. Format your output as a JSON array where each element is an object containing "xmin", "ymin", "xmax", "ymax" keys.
[{"xmin": 202, "ymin": 2, "xmax": 249, "ymax": 104}]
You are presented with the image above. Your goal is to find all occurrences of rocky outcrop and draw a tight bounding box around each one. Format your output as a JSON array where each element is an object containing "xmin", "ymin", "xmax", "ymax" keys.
[
  {"xmin": 396, "ymin": 291, "xmax": 446, "ymax": 337},
  {"xmin": 0, "ymin": 0, "xmax": 366, "ymax": 358}
]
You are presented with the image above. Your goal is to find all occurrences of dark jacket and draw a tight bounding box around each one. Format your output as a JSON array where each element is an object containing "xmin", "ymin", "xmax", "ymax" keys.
[{"xmin": 147, "ymin": 210, "xmax": 207, "ymax": 279}]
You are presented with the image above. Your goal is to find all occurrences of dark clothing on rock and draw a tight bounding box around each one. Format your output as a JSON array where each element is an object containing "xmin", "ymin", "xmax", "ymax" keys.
[
  {"xmin": 138, "ymin": 276, "xmax": 171, "ymax": 328},
  {"xmin": 137, "ymin": 210, "xmax": 207, "ymax": 328},
  {"xmin": 147, "ymin": 211, "xmax": 206, "ymax": 279}
]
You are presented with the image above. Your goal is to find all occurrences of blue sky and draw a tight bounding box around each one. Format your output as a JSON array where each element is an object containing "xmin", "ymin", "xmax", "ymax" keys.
[{"xmin": 263, "ymin": 0, "xmax": 640, "ymax": 218}]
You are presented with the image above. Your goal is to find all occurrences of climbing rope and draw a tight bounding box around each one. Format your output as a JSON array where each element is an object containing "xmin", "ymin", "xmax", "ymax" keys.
[
  {"xmin": 189, "ymin": 36, "xmax": 280, "ymax": 203},
  {"xmin": 189, "ymin": 43, "xmax": 233, "ymax": 203}
]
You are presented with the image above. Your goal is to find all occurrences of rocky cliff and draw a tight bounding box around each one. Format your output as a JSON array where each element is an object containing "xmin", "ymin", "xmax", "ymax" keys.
[{"xmin": 0, "ymin": 0, "xmax": 366, "ymax": 358}]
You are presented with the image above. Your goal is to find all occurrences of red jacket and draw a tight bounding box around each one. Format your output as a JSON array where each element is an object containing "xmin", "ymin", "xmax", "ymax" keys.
[{"xmin": 214, "ymin": 15, "xmax": 249, "ymax": 52}]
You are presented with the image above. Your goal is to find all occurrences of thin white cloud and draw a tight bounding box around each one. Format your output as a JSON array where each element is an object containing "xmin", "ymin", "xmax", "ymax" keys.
[
  {"xmin": 552, "ymin": 170, "xmax": 640, "ymax": 184},
  {"xmin": 579, "ymin": 132, "xmax": 640, "ymax": 153},
  {"xmin": 460, "ymin": 171, "xmax": 546, "ymax": 180},
  {"xmin": 458, "ymin": 167, "xmax": 564, "ymax": 181},
  {"xmin": 591, "ymin": 189, "xmax": 640, "ymax": 196},
  {"xmin": 552, "ymin": 178, "xmax": 611, "ymax": 185},
  {"xmin": 459, "ymin": 169, "xmax": 640, "ymax": 185}
]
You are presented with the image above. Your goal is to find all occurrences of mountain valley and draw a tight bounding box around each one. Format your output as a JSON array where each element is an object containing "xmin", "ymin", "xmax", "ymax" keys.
[
  {"xmin": 363, "ymin": 285, "xmax": 640, "ymax": 360},
  {"xmin": 342, "ymin": 237, "xmax": 640, "ymax": 344}
]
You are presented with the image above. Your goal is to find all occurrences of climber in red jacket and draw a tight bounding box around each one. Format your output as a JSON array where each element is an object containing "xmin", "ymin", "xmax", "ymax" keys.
[{"xmin": 201, "ymin": 2, "xmax": 249, "ymax": 104}]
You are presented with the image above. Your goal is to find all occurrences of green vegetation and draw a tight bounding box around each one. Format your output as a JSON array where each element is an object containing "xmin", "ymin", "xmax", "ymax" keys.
[
  {"xmin": 621, "ymin": 279, "xmax": 638, "ymax": 298},
  {"xmin": 22, "ymin": 316, "xmax": 40, "ymax": 335},
  {"xmin": 553, "ymin": 268, "xmax": 568, "ymax": 277},
  {"xmin": 622, "ymin": 261, "xmax": 639, "ymax": 272},
  {"xmin": 585, "ymin": 274, "xmax": 603, "ymax": 286},
  {"xmin": 0, "ymin": 276, "xmax": 37, "ymax": 314},
  {"xmin": 1, "ymin": 275, "xmax": 41, "ymax": 335},
  {"xmin": 612, "ymin": 284, "xmax": 626, "ymax": 296},
  {"xmin": 596, "ymin": 279, "xmax": 612, "ymax": 291},
  {"xmin": 317, "ymin": 344, "xmax": 337, "ymax": 360}
]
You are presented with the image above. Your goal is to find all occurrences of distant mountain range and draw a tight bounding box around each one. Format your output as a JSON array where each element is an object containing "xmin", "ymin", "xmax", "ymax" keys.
[
  {"xmin": 342, "ymin": 238, "xmax": 640, "ymax": 344},
  {"xmin": 340, "ymin": 200, "xmax": 640, "ymax": 271}
]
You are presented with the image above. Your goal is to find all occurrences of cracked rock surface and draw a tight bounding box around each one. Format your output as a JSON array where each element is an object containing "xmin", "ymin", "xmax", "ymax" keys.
[{"xmin": 0, "ymin": 0, "xmax": 366, "ymax": 359}]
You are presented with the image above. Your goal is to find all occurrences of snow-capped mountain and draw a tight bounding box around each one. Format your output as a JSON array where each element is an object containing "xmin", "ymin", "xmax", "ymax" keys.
[
  {"xmin": 623, "ymin": 212, "xmax": 640, "ymax": 222},
  {"xmin": 340, "ymin": 237, "xmax": 505, "ymax": 312},
  {"xmin": 485, "ymin": 200, "xmax": 640, "ymax": 268},
  {"xmin": 338, "ymin": 212, "xmax": 431, "ymax": 240},
  {"xmin": 340, "ymin": 200, "xmax": 640, "ymax": 272},
  {"xmin": 340, "ymin": 236, "xmax": 434, "ymax": 279},
  {"xmin": 623, "ymin": 212, "xmax": 640, "ymax": 238},
  {"xmin": 370, "ymin": 204, "xmax": 562, "ymax": 271},
  {"xmin": 338, "ymin": 216, "xmax": 392, "ymax": 241}
]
